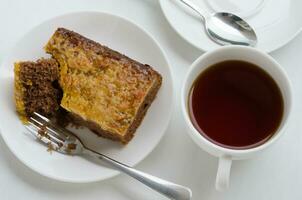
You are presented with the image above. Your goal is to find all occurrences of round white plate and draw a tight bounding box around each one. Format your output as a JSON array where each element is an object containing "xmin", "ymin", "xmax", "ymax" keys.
[
  {"xmin": 0, "ymin": 12, "xmax": 173, "ymax": 183},
  {"xmin": 159, "ymin": 0, "xmax": 302, "ymax": 52}
]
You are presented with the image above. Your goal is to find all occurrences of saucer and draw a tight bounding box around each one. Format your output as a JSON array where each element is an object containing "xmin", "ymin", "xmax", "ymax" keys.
[{"xmin": 159, "ymin": 0, "xmax": 302, "ymax": 52}]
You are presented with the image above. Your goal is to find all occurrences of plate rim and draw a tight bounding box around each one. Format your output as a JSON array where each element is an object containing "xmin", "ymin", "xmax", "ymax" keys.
[
  {"xmin": 159, "ymin": 0, "xmax": 302, "ymax": 53},
  {"xmin": 0, "ymin": 10, "xmax": 174, "ymax": 183}
]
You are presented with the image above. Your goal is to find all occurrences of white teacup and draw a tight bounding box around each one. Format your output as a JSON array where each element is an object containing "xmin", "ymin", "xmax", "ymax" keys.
[{"xmin": 181, "ymin": 46, "xmax": 292, "ymax": 190}]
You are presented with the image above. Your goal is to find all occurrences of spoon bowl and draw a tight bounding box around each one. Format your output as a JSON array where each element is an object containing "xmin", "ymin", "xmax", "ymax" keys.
[{"xmin": 206, "ymin": 12, "xmax": 257, "ymax": 46}]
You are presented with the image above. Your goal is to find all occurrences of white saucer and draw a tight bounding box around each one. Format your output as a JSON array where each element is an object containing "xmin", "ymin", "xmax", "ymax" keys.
[
  {"xmin": 159, "ymin": 0, "xmax": 302, "ymax": 52},
  {"xmin": 0, "ymin": 12, "xmax": 173, "ymax": 183}
]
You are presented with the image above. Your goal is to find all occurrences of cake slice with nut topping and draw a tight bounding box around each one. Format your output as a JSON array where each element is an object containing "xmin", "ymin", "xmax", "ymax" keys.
[{"xmin": 45, "ymin": 28, "xmax": 162, "ymax": 144}]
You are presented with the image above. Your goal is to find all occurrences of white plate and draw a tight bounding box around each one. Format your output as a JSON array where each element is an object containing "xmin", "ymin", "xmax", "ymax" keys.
[
  {"xmin": 159, "ymin": 0, "xmax": 302, "ymax": 52},
  {"xmin": 0, "ymin": 12, "xmax": 173, "ymax": 183}
]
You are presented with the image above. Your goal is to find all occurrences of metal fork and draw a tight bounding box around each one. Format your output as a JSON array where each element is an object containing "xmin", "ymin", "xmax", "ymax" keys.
[{"xmin": 25, "ymin": 112, "xmax": 192, "ymax": 200}]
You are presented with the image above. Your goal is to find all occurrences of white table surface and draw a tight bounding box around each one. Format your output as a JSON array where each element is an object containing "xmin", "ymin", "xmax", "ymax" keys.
[{"xmin": 0, "ymin": 0, "xmax": 301, "ymax": 199}]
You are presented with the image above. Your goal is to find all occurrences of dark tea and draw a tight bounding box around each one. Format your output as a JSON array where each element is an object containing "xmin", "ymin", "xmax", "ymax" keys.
[{"xmin": 189, "ymin": 60, "xmax": 284, "ymax": 149}]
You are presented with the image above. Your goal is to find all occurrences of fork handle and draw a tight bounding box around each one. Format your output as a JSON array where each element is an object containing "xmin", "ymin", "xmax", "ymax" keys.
[{"xmin": 84, "ymin": 148, "xmax": 192, "ymax": 200}]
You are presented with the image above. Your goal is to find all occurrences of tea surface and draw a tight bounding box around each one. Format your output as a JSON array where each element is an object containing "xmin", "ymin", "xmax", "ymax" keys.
[{"xmin": 189, "ymin": 60, "xmax": 284, "ymax": 149}]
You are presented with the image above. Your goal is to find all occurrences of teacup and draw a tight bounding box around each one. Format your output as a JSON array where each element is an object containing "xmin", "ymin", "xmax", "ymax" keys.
[{"xmin": 181, "ymin": 46, "xmax": 292, "ymax": 190}]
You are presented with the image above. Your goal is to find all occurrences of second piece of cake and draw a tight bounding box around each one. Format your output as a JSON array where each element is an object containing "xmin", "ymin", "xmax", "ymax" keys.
[
  {"xmin": 14, "ymin": 58, "xmax": 62, "ymax": 122},
  {"xmin": 45, "ymin": 28, "xmax": 162, "ymax": 144}
]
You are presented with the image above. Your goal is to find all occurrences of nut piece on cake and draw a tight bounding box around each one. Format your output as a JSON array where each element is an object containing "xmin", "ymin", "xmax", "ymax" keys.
[
  {"xmin": 45, "ymin": 28, "xmax": 162, "ymax": 144},
  {"xmin": 14, "ymin": 58, "xmax": 62, "ymax": 122}
]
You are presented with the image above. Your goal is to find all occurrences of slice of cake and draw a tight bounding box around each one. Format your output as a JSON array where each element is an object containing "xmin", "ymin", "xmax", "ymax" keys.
[
  {"xmin": 14, "ymin": 58, "xmax": 62, "ymax": 122},
  {"xmin": 45, "ymin": 28, "xmax": 162, "ymax": 144}
]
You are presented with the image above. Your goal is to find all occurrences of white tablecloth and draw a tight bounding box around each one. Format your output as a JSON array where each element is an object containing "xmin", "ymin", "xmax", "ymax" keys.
[{"xmin": 0, "ymin": 0, "xmax": 301, "ymax": 199}]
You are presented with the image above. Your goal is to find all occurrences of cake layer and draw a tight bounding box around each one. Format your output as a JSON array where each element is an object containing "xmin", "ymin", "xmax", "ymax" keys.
[{"xmin": 14, "ymin": 58, "xmax": 62, "ymax": 122}]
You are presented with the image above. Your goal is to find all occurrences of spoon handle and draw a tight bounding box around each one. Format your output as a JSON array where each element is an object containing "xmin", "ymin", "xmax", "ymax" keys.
[
  {"xmin": 85, "ymin": 148, "xmax": 192, "ymax": 200},
  {"xmin": 179, "ymin": 0, "xmax": 206, "ymax": 22}
]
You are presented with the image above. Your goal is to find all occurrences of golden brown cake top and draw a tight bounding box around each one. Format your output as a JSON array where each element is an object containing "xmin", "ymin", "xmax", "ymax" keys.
[{"xmin": 45, "ymin": 28, "xmax": 162, "ymax": 136}]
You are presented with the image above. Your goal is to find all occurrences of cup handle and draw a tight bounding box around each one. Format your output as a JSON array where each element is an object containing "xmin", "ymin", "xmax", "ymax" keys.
[{"xmin": 215, "ymin": 155, "xmax": 232, "ymax": 191}]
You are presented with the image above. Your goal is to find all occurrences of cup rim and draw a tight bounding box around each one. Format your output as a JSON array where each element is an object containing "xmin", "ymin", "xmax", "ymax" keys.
[{"xmin": 181, "ymin": 46, "xmax": 293, "ymax": 156}]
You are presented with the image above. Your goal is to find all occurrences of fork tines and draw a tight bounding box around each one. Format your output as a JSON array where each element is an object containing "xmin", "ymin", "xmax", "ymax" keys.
[{"xmin": 25, "ymin": 112, "xmax": 66, "ymax": 150}]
